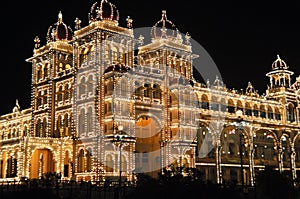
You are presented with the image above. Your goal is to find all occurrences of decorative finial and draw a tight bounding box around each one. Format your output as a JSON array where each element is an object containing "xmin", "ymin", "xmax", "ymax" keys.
[
  {"xmin": 176, "ymin": 30, "xmax": 183, "ymax": 43},
  {"xmin": 126, "ymin": 16, "xmax": 133, "ymax": 29},
  {"xmin": 58, "ymin": 11, "xmax": 63, "ymax": 23},
  {"xmin": 34, "ymin": 36, "xmax": 40, "ymax": 49},
  {"xmin": 185, "ymin": 32, "xmax": 191, "ymax": 45},
  {"xmin": 162, "ymin": 10, "xmax": 167, "ymax": 19},
  {"xmin": 277, "ymin": 54, "xmax": 281, "ymax": 60},
  {"xmin": 138, "ymin": 35, "xmax": 144, "ymax": 46},
  {"xmin": 16, "ymin": 99, "xmax": 20, "ymax": 108},
  {"xmin": 206, "ymin": 79, "xmax": 210, "ymax": 87},
  {"xmin": 13, "ymin": 99, "xmax": 20, "ymax": 113},
  {"xmin": 161, "ymin": 10, "xmax": 167, "ymax": 31},
  {"xmin": 75, "ymin": 17, "xmax": 81, "ymax": 30}
]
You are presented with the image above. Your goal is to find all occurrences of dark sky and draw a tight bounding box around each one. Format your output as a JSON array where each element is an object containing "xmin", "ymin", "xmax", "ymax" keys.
[{"xmin": 1, "ymin": 0, "xmax": 300, "ymax": 115}]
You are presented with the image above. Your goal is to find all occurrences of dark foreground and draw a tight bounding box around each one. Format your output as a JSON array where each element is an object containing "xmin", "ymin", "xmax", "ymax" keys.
[{"xmin": 1, "ymin": 168, "xmax": 300, "ymax": 199}]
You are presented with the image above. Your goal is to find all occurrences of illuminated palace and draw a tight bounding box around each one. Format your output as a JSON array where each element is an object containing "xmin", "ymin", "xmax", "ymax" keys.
[{"xmin": 1, "ymin": 0, "xmax": 300, "ymax": 187}]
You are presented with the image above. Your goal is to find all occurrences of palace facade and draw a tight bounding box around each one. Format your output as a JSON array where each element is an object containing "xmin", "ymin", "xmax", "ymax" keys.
[{"xmin": 0, "ymin": 0, "xmax": 300, "ymax": 187}]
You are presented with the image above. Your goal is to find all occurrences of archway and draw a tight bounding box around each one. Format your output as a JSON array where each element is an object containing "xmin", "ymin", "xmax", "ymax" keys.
[{"xmin": 30, "ymin": 149, "xmax": 55, "ymax": 179}]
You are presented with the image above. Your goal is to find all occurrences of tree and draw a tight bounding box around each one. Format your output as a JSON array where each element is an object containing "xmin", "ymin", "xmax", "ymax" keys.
[{"xmin": 255, "ymin": 167, "xmax": 294, "ymax": 199}]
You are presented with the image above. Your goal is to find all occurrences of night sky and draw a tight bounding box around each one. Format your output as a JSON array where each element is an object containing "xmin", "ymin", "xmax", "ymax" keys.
[{"xmin": 1, "ymin": 0, "xmax": 300, "ymax": 115}]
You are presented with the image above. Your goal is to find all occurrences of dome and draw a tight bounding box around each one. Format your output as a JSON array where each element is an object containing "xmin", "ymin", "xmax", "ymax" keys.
[
  {"xmin": 151, "ymin": 10, "xmax": 178, "ymax": 39},
  {"xmin": 272, "ymin": 54, "xmax": 288, "ymax": 70},
  {"xmin": 89, "ymin": 0, "xmax": 119, "ymax": 24},
  {"xmin": 46, "ymin": 11, "xmax": 73, "ymax": 43}
]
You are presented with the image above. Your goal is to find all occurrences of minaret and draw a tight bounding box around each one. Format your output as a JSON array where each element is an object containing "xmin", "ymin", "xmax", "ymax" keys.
[{"xmin": 266, "ymin": 54, "xmax": 296, "ymax": 124}]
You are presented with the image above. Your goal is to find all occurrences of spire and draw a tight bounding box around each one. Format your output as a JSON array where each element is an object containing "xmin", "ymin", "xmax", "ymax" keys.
[{"xmin": 161, "ymin": 10, "xmax": 167, "ymax": 27}]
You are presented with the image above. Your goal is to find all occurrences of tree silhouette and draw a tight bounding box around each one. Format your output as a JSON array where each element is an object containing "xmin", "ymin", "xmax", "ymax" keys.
[{"xmin": 255, "ymin": 167, "xmax": 294, "ymax": 199}]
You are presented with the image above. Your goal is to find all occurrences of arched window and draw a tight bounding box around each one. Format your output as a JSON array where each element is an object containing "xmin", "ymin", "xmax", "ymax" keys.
[
  {"xmin": 275, "ymin": 107, "xmax": 281, "ymax": 120},
  {"xmin": 253, "ymin": 104, "xmax": 259, "ymax": 117},
  {"xmin": 227, "ymin": 99, "xmax": 235, "ymax": 113},
  {"xmin": 287, "ymin": 103, "xmax": 295, "ymax": 122},
  {"xmin": 37, "ymin": 91, "xmax": 42, "ymax": 107},
  {"xmin": 121, "ymin": 79, "xmax": 127, "ymax": 96},
  {"xmin": 42, "ymin": 117, "xmax": 47, "ymax": 137},
  {"xmin": 237, "ymin": 100, "xmax": 243, "ymax": 113},
  {"xmin": 260, "ymin": 105, "xmax": 266, "ymax": 118},
  {"xmin": 23, "ymin": 125, "xmax": 28, "ymax": 136},
  {"xmin": 37, "ymin": 67, "xmax": 42, "ymax": 81},
  {"xmin": 43, "ymin": 63, "xmax": 49, "ymax": 79},
  {"xmin": 79, "ymin": 77, "xmax": 86, "ymax": 98},
  {"xmin": 220, "ymin": 98, "xmax": 227, "ymax": 112},
  {"xmin": 111, "ymin": 46, "xmax": 119, "ymax": 63},
  {"xmin": 43, "ymin": 90, "xmax": 48, "ymax": 105},
  {"xmin": 36, "ymin": 118, "xmax": 41, "ymax": 137},
  {"xmin": 77, "ymin": 149, "xmax": 85, "ymax": 173},
  {"xmin": 210, "ymin": 96, "xmax": 219, "ymax": 111},
  {"xmin": 87, "ymin": 75, "xmax": 94, "ymax": 95},
  {"xmin": 58, "ymin": 86, "xmax": 63, "ymax": 102},
  {"xmin": 64, "ymin": 113, "xmax": 69, "ymax": 136},
  {"xmin": 79, "ymin": 109, "xmax": 85, "ymax": 136},
  {"xmin": 245, "ymin": 102, "xmax": 252, "ymax": 116},
  {"xmin": 267, "ymin": 106, "xmax": 274, "ymax": 119},
  {"xmin": 86, "ymin": 149, "xmax": 92, "ymax": 172},
  {"xmin": 64, "ymin": 84, "xmax": 70, "ymax": 101},
  {"xmin": 87, "ymin": 107, "xmax": 93, "ymax": 133},
  {"xmin": 201, "ymin": 94, "xmax": 209, "ymax": 110}
]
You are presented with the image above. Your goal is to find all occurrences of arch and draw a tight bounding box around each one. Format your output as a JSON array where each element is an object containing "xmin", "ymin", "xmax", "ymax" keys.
[
  {"xmin": 267, "ymin": 105, "xmax": 274, "ymax": 119},
  {"xmin": 78, "ymin": 108, "xmax": 86, "ymax": 136},
  {"xmin": 196, "ymin": 125, "xmax": 214, "ymax": 159},
  {"xmin": 23, "ymin": 124, "xmax": 28, "ymax": 136},
  {"xmin": 259, "ymin": 104, "xmax": 266, "ymax": 118},
  {"xmin": 87, "ymin": 74, "xmax": 94, "ymax": 94},
  {"xmin": 58, "ymin": 85, "xmax": 63, "ymax": 102},
  {"xmin": 30, "ymin": 148, "xmax": 55, "ymax": 179},
  {"xmin": 36, "ymin": 118, "xmax": 42, "ymax": 137},
  {"xmin": 274, "ymin": 107, "xmax": 281, "ymax": 120},
  {"xmin": 210, "ymin": 96, "xmax": 219, "ymax": 111},
  {"xmin": 236, "ymin": 100, "xmax": 243, "ymax": 112},
  {"xmin": 227, "ymin": 99, "xmax": 235, "ymax": 113},
  {"xmin": 86, "ymin": 148, "xmax": 93, "ymax": 172},
  {"xmin": 42, "ymin": 117, "xmax": 47, "ymax": 137},
  {"xmin": 250, "ymin": 104, "xmax": 257, "ymax": 117},
  {"xmin": 287, "ymin": 103, "xmax": 295, "ymax": 122},
  {"xmin": 220, "ymin": 98, "xmax": 227, "ymax": 112},
  {"xmin": 245, "ymin": 102, "xmax": 252, "ymax": 116},
  {"xmin": 293, "ymin": 133, "xmax": 300, "ymax": 175},
  {"xmin": 280, "ymin": 134, "xmax": 292, "ymax": 171},
  {"xmin": 111, "ymin": 46, "xmax": 119, "ymax": 63},
  {"xmin": 221, "ymin": 125, "xmax": 250, "ymax": 186},
  {"xmin": 201, "ymin": 94, "xmax": 209, "ymax": 110},
  {"xmin": 79, "ymin": 76, "xmax": 87, "ymax": 98},
  {"xmin": 77, "ymin": 149, "xmax": 85, "ymax": 173},
  {"xmin": 87, "ymin": 106, "xmax": 93, "ymax": 133},
  {"xmin": 253, "ymin": 129, "xmax": 277, "ymax": 167}
]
